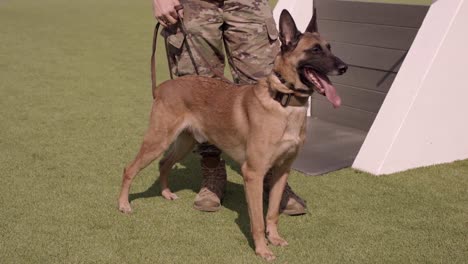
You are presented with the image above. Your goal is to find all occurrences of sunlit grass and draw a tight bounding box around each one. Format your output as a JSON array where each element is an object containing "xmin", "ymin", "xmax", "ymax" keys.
[{"xmin": 0, "ymin": 0, "xmax": 465, "ymax": 263}]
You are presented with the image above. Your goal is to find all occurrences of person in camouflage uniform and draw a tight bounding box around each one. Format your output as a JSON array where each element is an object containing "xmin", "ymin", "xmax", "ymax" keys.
[{"xmin": 152, "ymin": 0, "xmax": 307, "ymax": 215}]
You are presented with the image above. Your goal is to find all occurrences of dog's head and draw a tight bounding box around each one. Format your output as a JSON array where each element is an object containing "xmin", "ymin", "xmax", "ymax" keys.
[{"xmin": 276, "ymin": 9, "xmax": 347, "ymax": 108}]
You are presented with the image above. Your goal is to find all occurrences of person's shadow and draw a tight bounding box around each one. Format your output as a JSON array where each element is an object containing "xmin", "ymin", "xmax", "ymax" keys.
[{"xmin": 128, "ymin": 153, "xmax": 255, "ymax": 249}]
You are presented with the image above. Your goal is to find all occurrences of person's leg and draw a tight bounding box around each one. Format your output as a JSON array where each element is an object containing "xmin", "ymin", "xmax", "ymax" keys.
[
  {"xmin": 193, "ymin": 143, "xmax": 226, "ymax": 212},
  {"xmin": 222, "ymin": 0, "xmax": 279, "ymax": 84},
  {"xmin": 163, "ymin": 0, "xmax": 228, "ymax": 211},
  {"xmin": 164, "ymin": 0, "xmax": 225, "ymax": 78},
  {"xmin": 223, "ymin": 0, "xmax": 307, "ymax": 215}
]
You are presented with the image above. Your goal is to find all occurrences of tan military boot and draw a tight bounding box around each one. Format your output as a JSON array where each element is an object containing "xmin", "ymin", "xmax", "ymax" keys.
[
  {"xmin": 279, "ymin": 183, "xmax": 307, "ymax": 216},
  {"xmin": 264, "ymin": 171, "xmax": 307, "ymax": 216},
  {"xmin": 193, "ymin": 159, "xmax": 227, "ymax": 212}
]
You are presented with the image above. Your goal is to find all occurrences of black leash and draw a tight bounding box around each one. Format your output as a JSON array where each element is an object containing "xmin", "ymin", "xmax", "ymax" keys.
[{"xmin": 151, "ymin": 22, "xmax": 161, "ymax": 99}]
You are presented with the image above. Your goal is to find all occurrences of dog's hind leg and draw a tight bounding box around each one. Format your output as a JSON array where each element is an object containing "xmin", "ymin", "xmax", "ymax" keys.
[
  {"xmin": 118, "ymin": 132, "xmax": 170, "ymax": 213},
  {"xmin": 118, "ymin": 107, "xmax": 185, "ymax": 213},
  {"xmin": 159, "ymin": 131, "xmax": 196, "ymax": 200}
]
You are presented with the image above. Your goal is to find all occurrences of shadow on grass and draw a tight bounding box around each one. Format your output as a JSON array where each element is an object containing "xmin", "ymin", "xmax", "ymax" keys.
[{"xmin": 128, "ymin": 153, "xmax": 255, "ymax": 249}]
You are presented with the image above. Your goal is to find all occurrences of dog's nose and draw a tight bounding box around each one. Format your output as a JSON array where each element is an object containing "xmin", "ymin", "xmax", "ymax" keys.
[{"xmin": 338, "ymin": 64, "xmax": 348, "ymax": 75}]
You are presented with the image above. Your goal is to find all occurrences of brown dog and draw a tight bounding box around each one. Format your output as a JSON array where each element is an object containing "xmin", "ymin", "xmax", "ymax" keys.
[{"xmin": 118, "ymin": 9, "xmax": 347, "ymax": 261}]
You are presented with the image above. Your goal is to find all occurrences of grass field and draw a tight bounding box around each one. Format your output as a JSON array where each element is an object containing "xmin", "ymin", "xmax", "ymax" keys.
[{"xmin": 1, "ymin": 0, "xmax": 467, "ymax": 263}]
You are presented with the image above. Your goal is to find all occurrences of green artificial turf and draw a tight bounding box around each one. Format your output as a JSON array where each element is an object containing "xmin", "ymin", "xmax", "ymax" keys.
[{"xmin": 1, "ymin": 0, "xmax": 466, "ymax": 263}]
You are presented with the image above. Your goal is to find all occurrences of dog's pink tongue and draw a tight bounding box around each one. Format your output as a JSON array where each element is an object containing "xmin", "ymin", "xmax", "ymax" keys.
[{"xmin": 318, "ymin": 75, "xmax": 341, "ymax": 108}]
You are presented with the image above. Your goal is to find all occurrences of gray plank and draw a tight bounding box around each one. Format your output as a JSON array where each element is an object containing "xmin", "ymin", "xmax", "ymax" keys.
[
  {"xmin": 315, "ymin": 0, "xmax": 429, "ymax": 28},
  {"xmin": 330, "ymin": 66, "xmax": 396, "ymax": 93},
  {"xmin": 332, "ymin": 41, "xmax": 407, "ymax": 72},
  {"xmin": 313, "ymin": 84, "xmax": 387, "ymax": 113},
  {"xmin": 320, "ymin": 20, "xmax": 420, "ymax": 50},
  {"xmin": 292, "ymin": 118, "xmax": 367, "ymax": 176},
  {"xmin": 311, "ymin": 100, "xmax": 377, "ymax": 131}
]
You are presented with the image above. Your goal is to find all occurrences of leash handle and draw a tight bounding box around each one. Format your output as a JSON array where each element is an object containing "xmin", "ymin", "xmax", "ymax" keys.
[
  {"xmin": 151, "ymin": 5, "xmax": 184, "ymax": 99},
  {"xmin": 174, "ymin": 4, "xmax": 184, "ymax": 13}
]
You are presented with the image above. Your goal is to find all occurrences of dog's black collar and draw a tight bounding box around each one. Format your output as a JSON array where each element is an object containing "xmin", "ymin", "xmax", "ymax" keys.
[
  {"xmin": 274, "ymin": 91, "xmax": 292, "ymax": 107},
  {"xmin": 274, "ymin": 71, "xmax": 295, "ymax": 90},
  {"xmin": 273, "ymin": 71, "xmax": 311, "ymax": 94},
  {"xmin": 272, "ymin": 71, "xmax": 310, "ymax": 107}
]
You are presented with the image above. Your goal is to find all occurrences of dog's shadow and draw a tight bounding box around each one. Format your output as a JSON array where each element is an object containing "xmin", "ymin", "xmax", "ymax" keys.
[{"xmin": 128, "ymin": 154, "xmax": 255, "ymax": 249}]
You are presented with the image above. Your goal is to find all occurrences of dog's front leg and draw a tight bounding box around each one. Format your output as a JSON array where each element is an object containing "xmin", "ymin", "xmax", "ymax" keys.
[
  {"xmin": 265, "ymin": 166, "xmax": 290, "ymax": 247},
  {"xmin": 241, "ymin": 162, "xmax": 275, "ymax": 261}
]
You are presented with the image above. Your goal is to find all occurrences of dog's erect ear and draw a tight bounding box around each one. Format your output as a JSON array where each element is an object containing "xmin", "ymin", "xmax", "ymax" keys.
[
  {"xmin": 279, "ymin": 10, "xmax": 302, "ymax": 52},
  {"xmin": 306, "ymin": 8, "xmax": 318, "ymax": 33}
]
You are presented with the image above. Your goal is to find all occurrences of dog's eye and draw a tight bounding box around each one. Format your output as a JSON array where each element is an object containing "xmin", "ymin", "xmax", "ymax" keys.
[{"xmin": 312, "ymin": 45, "xmax": 322, "ymax": 53}]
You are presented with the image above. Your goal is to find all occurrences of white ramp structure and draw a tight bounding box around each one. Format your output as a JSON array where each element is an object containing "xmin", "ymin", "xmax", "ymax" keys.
[
  {"xmin": 273, "ymin": 0, "xmax": 313, "ymax": 32},
  {"xmin": 353, "ymin": 0, "xmax": 468, "ymax": 175},
  {"xmin": 275, "ymin": 0, "xmax": 468, "ymax": 175}
]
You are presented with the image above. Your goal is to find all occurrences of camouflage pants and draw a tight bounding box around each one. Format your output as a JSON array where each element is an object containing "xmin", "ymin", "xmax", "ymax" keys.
[
  {"xmin": 163, "ymin": 0, "xmax": 280, "ymax": 156},
  {"xmin": 164, "ymin": 0, "xmax": 280, "ymax": 83}
]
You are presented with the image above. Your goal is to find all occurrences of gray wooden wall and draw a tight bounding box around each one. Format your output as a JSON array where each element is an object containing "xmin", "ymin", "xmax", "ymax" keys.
[{"xmin": 311, "ymin": 0, "xmax": 429, "ymax": 131}]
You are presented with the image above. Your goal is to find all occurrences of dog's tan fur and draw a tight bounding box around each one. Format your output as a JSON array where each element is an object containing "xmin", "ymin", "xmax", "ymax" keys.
[{"xmin": 118, "ymin": 10, "xmax": 346, "ymax": 261}]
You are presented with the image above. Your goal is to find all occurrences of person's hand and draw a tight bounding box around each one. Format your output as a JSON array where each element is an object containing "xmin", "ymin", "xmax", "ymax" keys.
[{"xmin": 152, "ymin": 0, "xmax": 184, "ymax": 27}]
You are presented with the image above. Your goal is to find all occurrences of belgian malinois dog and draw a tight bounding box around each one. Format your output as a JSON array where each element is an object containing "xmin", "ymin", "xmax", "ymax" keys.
[{"xmin": 118, "ymin": 9, "xmax": 347, "ymax": 261}]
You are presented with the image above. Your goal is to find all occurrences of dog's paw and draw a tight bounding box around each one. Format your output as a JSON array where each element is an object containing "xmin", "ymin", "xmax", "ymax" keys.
[
  {"xmin": 267, "ymin": 235, "xmax": 289, "ymax": 247},
  {"xmin": 256, "ymin": 246, "xmax": 276, "ymax": 262},
  {"xmin": 161, "ymin": 189, "xmax": 179, "ymax": 201},
  {"xmin": 118, "ymin": 201, "xmax": 132, "ymax": 214}
]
